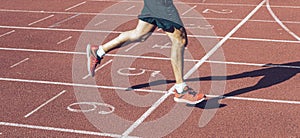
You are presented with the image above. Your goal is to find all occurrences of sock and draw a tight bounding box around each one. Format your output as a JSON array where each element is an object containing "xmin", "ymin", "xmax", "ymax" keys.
[
  {"xmin": 174, "ymin": 82, "xmax": 187, "ymax": 93},
  {"xmin": 97, "ymin": 46, "xmax": 106, "ymax": 58}
]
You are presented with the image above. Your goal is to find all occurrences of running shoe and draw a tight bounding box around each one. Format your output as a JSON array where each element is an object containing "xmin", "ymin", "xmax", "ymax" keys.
[
  {"xmin": 86, "ymin": 44, "xmax": 101, "ymax": 77},
  {"xmin": 174, "ymin": 86, "xmax": 206, "ymax": 104}
]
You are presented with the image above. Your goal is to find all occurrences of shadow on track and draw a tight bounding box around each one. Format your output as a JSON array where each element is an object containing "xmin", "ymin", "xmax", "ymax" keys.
[{"xmin": 128, "ymin": 61, "xmax": 300, "ymax": 109}]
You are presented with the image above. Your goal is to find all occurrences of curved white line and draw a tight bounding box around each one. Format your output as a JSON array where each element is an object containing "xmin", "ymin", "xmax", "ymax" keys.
[{"xmin": 266, "ymin": 0, "xmax": 300, "ymax": 41}]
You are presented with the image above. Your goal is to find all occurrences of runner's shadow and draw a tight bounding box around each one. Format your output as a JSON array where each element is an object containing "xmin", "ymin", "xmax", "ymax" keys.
[
  {"xmin": 194, "ymin": 61, "xmax": 300, "ymax": 109},
  {"xmin": 128, "ymin": 62, "xmax": 300, "ymax": 109}
]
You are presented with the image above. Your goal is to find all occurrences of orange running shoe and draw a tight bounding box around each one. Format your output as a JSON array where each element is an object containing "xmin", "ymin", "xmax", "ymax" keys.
[
  {"xmin": 86, "ymin": 44, "xmax": 101, "ymax": 77},
  {"xmin": 174, "ymin": 86, "xmax": 206, "ymax": 104}
]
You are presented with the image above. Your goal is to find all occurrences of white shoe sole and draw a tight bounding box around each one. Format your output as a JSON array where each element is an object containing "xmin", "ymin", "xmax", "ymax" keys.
[{"xmin": 174, "ymin": 97, "xmax": 205, "ymax": 104}]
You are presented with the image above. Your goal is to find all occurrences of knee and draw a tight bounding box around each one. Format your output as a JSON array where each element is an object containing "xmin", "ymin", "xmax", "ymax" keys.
[
  {"xmin": 128, "ymin": 33, "xmax": 142, "ymax": 41},
  {"xmin": 173, "ymin": 36, "xmax": 188, "ymax": 48},
  {"xmin": 172, "ymin": 29, "xmax": 188, "ymax": 47}
]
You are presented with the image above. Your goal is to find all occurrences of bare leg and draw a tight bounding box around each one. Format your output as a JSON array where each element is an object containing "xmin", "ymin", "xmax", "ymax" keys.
[
  {"xmin": 101, "ymin": 20, "xmax": 156, "ymax": 52},
  {"xmin": 165, "ymin": 27, "xmax": 187, "ymax": 84}
]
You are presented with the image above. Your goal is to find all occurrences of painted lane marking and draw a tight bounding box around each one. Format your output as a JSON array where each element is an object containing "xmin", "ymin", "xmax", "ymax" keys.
[
  {"xmin": 1, "ymin": 47, "xmax": 300, "ymax": 69},
  {"xmin": 202, "ymin": 9, "xmax": 233, "ymax": 14},
  {"xmin": 0, "ymin": 77, "xmax": 300, "ymax": 105},
  {"xmin": 1, "ymin": 8, "xmax": 300, "ymax": 25},
  {"xmin": 0, "ymin": 30, "xmax": 15, "ymax": 38},
  {"xmin": 82, "ymin": 59, "xmax": 113, "ymax": 79},
  {"xmin": 67, "ymin": 102, "xmax": 115, "ymax": 115},
  {"xmin": 121, "ymin": 92, "xmax": 172, "ymax": 137},
  {"xmin": 88, "ymin": 0, "xmax": 300, "ymax": 8},
  {"xmin": 266, "ymin": 0, "xmax": 300, "ymax": 41},
  {"xmin": 24, "ymin": 90, "xmax": 67, "ymax": 118},
  {"xmin": 65, "ymin": 1, "xmax": 87, "ymax": 11},
  {"xmin": 94, "ymin": 19, "xmax": 107, "ymax": 26},
  {"xmin": 28, "ymin": 14, "xmax": 54, "ymax": 26},
  {"xmin": 182, "ymin": 5, "xmax": 197, "ymax": 15},
  {"xmin": 10, "ymin": 58, "xmax": 29, "ymax": 68},
  {"xmin": 117, "ymin": 68, "xmax": 160, "ymax": 77},
  {"xmin": 125, "ymin": 6, "xmax": 135, "ymax": 11},
  {"xmin": 125, "ymin": 42, "xmax": 140, "ymax": 52},
  {"xmin": 0, "ymin": 122, "xmax": 138, "ymax": 138},
  {"xmin": 207, "ymin": 95, "xmax": 300, "ymax": 105},
  {"xmin": 0, "ymin": 77, "xmax": 166, "ymax": 94},
  {"xmin": 49, "ymin": 14, "xmax": 81, "ymax": 28},
  {"xmin": 1, "ymin": 25, "xmax": 300, "ymax": 44},
  {"xmin": 184, "ymin": 0, "xmax": 266, "ymax": 79},
  {"xmin": 121, "ymin": 1, "xmax": 267, "ymax": 136},
  {"xmin": 185, "ymin": 24, "xmax": 214, "ymax": 30},
  {"xmin": 57, "ymin": 36, "xmax": 72, "ymax": 45}
]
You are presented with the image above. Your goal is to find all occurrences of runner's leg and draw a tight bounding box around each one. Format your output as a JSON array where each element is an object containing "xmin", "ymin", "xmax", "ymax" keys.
[
  {"xmin": 101, "ymin": 19, "xmax": 156, "ymax": 52},
  {"xmin": 165, "ymin": 27, "xmax": 187, "ymax": 85}
]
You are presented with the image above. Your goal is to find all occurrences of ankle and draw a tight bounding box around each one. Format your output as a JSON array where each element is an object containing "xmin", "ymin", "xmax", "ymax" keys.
[
  {"xmin": 174, "ymin": 82, "xmax": 187, "ymax": 93},
  {"xmin": 97, "ymin": 46, "xmax": 106, "ymax": 58}
]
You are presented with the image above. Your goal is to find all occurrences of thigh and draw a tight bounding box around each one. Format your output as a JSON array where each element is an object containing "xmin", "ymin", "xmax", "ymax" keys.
[{"xmin": 134, "ymin": 19, "xmax": 156, "ymax": 35}]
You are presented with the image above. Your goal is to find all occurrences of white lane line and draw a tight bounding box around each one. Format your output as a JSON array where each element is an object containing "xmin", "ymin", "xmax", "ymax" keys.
[
  {"xmin": 10, "ymin": 58, "xmax": 29, "ymax": 68},
  {"xmin": 0, "ymin": 77, "xmax": 166, "ymax": 94},
  {"xmin": 229, "ymin": 36, "xmax": 300, "ymax": 43},
  {"xmin": 125, "ymin": 6, "xmax": 135, "ymax": 11},
  {"xmin": 184, "ymin": 0, "xmax": 266, "ymax": 79},
  {"xmin": 1, "ymin": 25, "xmax": 300, "ymax": 44},
  {"xmin": 82, "ymin": 59, "xmax": 113, "ymax": 79},
  {"xmin": 121, "ymin": 1, "xmax": 266, "ymax": 136},
  {"xmin": 121, "ymin": 92, "xmax": 173, "ymax": 137},
  {"xmin": 125, "ymin": 42, "xmax": 140, "ymax": 52},
  {"xmin": 49, "ymin": 14, "xmax": 81, "ymax": 28},
  {"xmin": 0, "ymin": 30, "xmax": 15, "ymax": 38},
  {"xmin": 94, "ymin": 19, "xmax": 107, "ymax": 26},
  {"xmin": 28, "ymin": 14, "xmax": 54, "ymax": 26},
  {"xmin": 0, "ymin": 122, "xmax": 138, "ymax": 138},
  {"xmin": 1, "ymin": 8, "xmax": 300, "ymax": 24},
  {"xmin": 87, "ymin": 0, "xmax": 300, "ymax": 8},
  {"xmin": 0, "ymin": 77, "xmax": 300, "ymax": 105},
  {"xmin": 1, "ymin": 47, "xmax": 300, "ymax": 69},
  {"xmin": 65, "ymin": 1, "xmax": 87, "ymax": 11},
  {"xmin": 57, "ymin": 36, "xmax": 72, "ymax": 45},
  {"xmin": 207, "ymin": 95, "xmax": 300, "ymax": 105},
  {"xmin": 206, "ymin": 60, "xmax": 300, "ymax": 69},
  {"xmin": 266, "ymin": 0, "xmax": 300, "ymax": 41},
  {"xmin": 182, "ymin": 5, "xmax": 197, "ymax": 15},
  {"xmin": 24, "ymin": 90, "xmax": 67, "ymax": 118}
]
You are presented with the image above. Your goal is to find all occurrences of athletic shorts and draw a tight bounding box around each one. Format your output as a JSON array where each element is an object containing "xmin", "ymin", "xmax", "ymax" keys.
[{"xmin": 138, "ymin": 17, "xmax": 183, "ymax": 31}]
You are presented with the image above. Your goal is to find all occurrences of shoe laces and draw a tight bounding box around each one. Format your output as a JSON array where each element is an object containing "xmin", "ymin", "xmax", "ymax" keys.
[{"xmin": 183, "ymin": 87, "xmax": 197, "ymax": 97}]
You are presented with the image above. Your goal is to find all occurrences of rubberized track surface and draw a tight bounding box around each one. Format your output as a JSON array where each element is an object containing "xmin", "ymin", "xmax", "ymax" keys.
[{"xmin": 0, "ymin": 0, "xmax": 299, "ymax": 137}]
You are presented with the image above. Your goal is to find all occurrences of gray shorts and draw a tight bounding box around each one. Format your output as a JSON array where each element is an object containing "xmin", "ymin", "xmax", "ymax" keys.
[{"xmin": 138, "ymin": 17, "xmax": 183, "ymax": 31}]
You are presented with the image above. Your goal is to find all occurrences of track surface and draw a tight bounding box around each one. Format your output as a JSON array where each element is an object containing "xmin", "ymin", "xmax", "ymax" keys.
[{"xmin": 0, "ymin": 0, "xmax": 299, "ymax": 137}]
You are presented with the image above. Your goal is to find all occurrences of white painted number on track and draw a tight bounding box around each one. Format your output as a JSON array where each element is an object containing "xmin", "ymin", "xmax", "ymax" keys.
[
  {"xmin": 152, "ymin": 42, "xmax": 171, "ymax": 49},
  {"xmin": 118, "ymin": 68, "xmax": 160, "ymax": 77},
  {"xmin": 152, "ymin": 42, "xmax": 187, "ymax": 49},
  {"xmin": 67, "ymin": 102, "xmax": 115, "ymax": 115},
  {"xmin": 186, "ymin": 24, "xmax": 215, "ymax": 30},
  {"xmin": 202, "ymin": 9, "xmax": 233, "ymax": 14}
]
